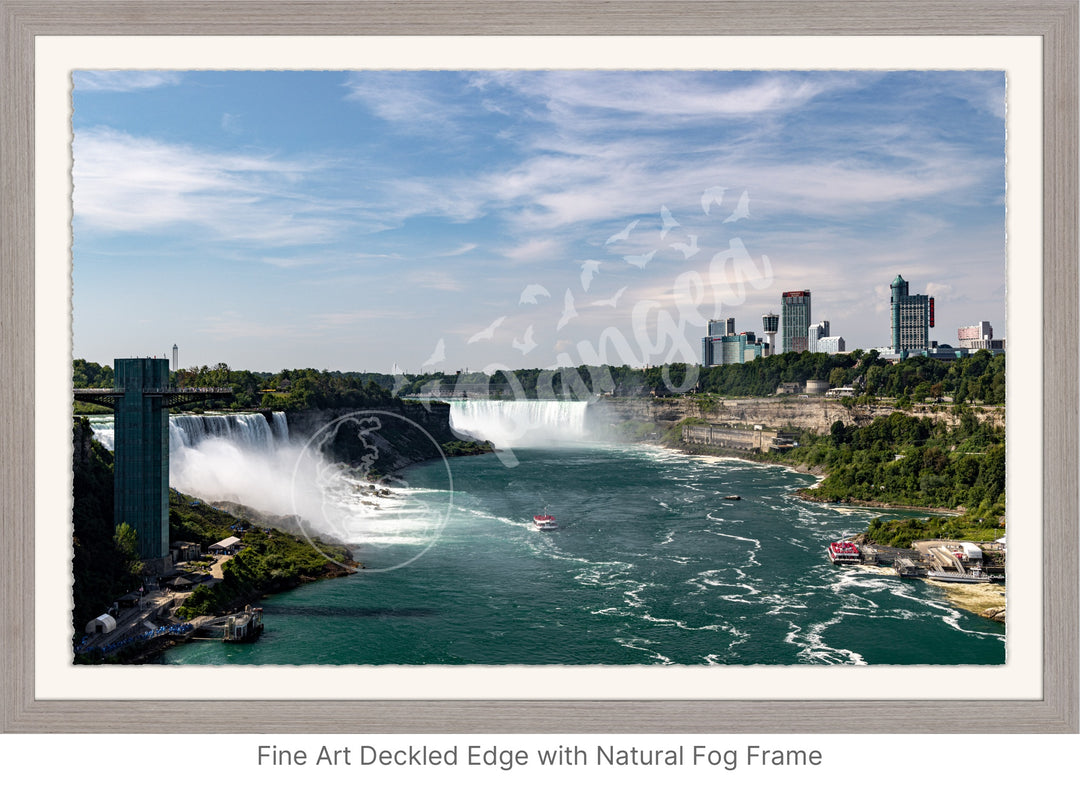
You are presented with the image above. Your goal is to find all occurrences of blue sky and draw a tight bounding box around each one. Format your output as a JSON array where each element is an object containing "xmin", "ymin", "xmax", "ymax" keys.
[{"xmin": 71, "ymin": 70, "xmax": 1006, "ymax": 374}]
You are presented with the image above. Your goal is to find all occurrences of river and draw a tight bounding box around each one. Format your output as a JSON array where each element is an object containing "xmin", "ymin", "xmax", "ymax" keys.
[{"xmin": 141, "ymin": 403, "xmax": 1004, "ymax": 666}]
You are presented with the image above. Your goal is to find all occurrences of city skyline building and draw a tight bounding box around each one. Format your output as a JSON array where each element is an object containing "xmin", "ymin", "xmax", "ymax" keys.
[
  {"xmin": 958, "ymin": 321, "xmax": 992, "ymax": 342},
  {"xmin": 761, "ymin": 313, "xmax": 779, "ymax": 357},
  {"xmin": 701, "ymin": 319, "xmax": 765, "ymax": 366},
  {"xmin": 781, "ymin": 291, "xmax": 812, "ymax": 353},
  {"xmin": 808, "ymin": 320, "xmax": 831, "ymax": 353},
  {"xmin": 817, "ymin": 336, "xmax": 847, "ymax": 354},
  {"xmin": 889, "ymin": 274, "xmax": 934, "ymax": 353},
  {"xmin": 958, "ymin": 321, "xmax": 1005, "ymax": 351}
]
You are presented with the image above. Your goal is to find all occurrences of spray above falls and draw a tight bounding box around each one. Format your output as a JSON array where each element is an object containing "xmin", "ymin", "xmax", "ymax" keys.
[{"xmin": 86, "ymin": 410, "xmax": 449, "ymax": 561}]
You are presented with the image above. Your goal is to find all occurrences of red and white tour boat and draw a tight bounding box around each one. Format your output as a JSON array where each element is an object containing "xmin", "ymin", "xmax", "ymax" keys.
[
  {"xmin": 827, "ymin": 541, "xmax": 862, "ymax": 565},
  {"xmin": 534, "ymin": 511, "xmax": 558, "ymax": 531}
]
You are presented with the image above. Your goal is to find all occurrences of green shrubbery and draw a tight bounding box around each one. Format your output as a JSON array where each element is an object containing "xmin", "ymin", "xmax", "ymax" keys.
[
  {"xmin": 787, "ymin": 410, "xmax": 1005, "ymax": 514},
  {"xmin": 72, "ymin": 419, "xmax": 141, "ymax": 634},
  {"xmin": 865, "ymin": 515, "xmax": 1004, "ymax": 548},
  {"xmin": 170, "ymin": 493, "xmax": 353, "ymax": 620},
  {"xmin": 440, "ymin": 440, "xmax": 494, "ymax": 457}
]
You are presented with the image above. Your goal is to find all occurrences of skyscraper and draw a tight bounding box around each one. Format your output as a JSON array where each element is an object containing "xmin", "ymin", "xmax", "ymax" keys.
[
  {"xmin": 890, "ymin": 274, "xmax": 934, "ymax": 352},
  {"xmin": 808, "ymin": 320, "xmax": 830, "ymax": 353},
  {"xmin": 781, "ymin": 291, "xmax": 811, "ymax": 353},
  {"xmin": 701, "ymin": 319, "xmax": 764, "ymax": 366}
]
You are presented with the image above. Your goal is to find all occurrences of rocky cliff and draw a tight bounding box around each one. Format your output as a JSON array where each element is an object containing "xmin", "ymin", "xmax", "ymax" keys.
[
  {"xmin": 587, "ymin": 396, "xmax": 1003, "ymax": 437},
  {"xmin": 284, "ymin": 401, "xmax": 461, "ymax": 476}
]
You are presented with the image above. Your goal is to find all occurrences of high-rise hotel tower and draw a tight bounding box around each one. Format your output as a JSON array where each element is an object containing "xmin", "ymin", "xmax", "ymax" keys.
[
  {"xmin": 781, "ymin": 291, "xmax": 811, "ymax": 353},
  {"xmin": 890, "ymin": 274, "xmax": 934, "ymax": 352}
]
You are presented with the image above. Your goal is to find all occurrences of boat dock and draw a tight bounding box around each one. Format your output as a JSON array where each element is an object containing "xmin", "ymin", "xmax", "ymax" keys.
[{"xmin": 827, "ymin": 540, "xmax": 1005, "ymax": 584}]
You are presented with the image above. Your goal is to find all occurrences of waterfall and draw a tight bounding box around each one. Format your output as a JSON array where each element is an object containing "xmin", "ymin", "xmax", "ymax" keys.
[
  {"xmin": 84, "ymin": 410, "xmax": 443, "ymax": 557},
  {"xmin": 86, "ymin": 412, "xmax": 289, "ymax": 452},
  {"xmin": 169, "ymin": 412, "xmax": 288, "ymax": 450},
  {"xmin": 448, "ymin": 399, "xmax": 591, "ymax": 447}
]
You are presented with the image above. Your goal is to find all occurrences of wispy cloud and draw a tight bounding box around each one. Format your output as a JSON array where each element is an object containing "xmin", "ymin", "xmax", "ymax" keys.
[
  {"xmin": 408, "ymin": 270, "xmax": 466, "ymax": 292},
  {"xmin": 513, "ymin": 71, "xmax": 858, "ymax": 120},
  {"xmin": 221, "ymin": 112, "xmax": 243, "ymax": 134},
  {"xmin": 436, "ymin": 242, "xmax": 479, "ymax": 257},
  {"xmin": 501, "ymin": 237, "xmax": 564, "ymax": 263},
  {"xmin": 72, "ymin": 127, "xmax": 347, "ymax": 246},
  {"xmin": 74, "ymin": 71, "xmax": 184, "ymax": 92}
]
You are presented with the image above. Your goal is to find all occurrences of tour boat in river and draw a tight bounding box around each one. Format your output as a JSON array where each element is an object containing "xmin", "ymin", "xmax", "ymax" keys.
[
  {"xmin": 534, "ymin": 511, "xmax": 558, "ymax": 531},
  {"xmin": 926, "ymin": 568, "xmax": 994, "ymax": 584},
  {"xmin": 827, "ymin": 541, "xmax": 862, "ymax": 565}
]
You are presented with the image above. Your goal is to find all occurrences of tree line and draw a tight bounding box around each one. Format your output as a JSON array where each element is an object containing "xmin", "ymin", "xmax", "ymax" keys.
[
  {"xmin": 786, "ymin": 409, "xmax": 1006, "ymax": 516},
  {"xmin": 73, "ymin": 349, "xmax": 1005, "ymax": 411}
]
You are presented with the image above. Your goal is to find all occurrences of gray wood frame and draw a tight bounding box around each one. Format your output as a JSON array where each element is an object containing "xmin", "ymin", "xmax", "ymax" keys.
[{"xmin": 1, "ymin": 0, "xmax": 1075, "ymax": 733}]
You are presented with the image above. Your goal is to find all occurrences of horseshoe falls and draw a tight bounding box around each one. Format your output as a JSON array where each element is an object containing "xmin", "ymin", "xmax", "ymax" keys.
[
  {"xmin": 150, "ymin": 401, "xmax": 1005, "ymax": 667},
  {"xmin": 447, "ymin": 398, "xmax": 590, "ymax": 447}
]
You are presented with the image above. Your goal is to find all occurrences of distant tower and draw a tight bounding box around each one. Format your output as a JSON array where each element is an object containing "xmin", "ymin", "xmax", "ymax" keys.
[
  {"xmin": 890, "ymin": 274, "xmax": 934, "ymax": 352},
  {"xmin": 762, "ymin": 313, "xmax": 779, "ymax": 356},
  {"xmin": 172, "ymin": 344, "xmax": 178, "ymax": 372},
  {"xmin": 781, "ymin": 291, "xmax": 812, "ymax": 353}
]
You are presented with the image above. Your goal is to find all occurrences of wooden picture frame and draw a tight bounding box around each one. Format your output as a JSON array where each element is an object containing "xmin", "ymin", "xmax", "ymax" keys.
[{"xmin": 2, "ymin": 0, "xmax": 1076, "ymax": 733}]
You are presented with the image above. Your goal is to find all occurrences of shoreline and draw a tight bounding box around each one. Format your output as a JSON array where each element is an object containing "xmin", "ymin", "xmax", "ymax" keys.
[
  {"xmin": 658, "ymin": 440, "xmax": 827, "ymax": 481},
  {"xmin": 662, "ymin": 438, "xmax": 965, "ymax": 517},
  {"xmin": 654, "ymin": 439, "xmax": 1003, "ymax": 623},
  {"xmin": 791, "ymin": 489, "xmax": 963, "ymax": 517}
]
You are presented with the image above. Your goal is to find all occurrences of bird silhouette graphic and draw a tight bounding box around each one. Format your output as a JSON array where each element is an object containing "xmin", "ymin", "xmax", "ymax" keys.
[
  {"xmin": 605, "ymin": 219, "xmax": 639, "ymax": 245},
  {"xmin": 723, "ymin": 190, "xmax": 750, "ymax": 223},
  {"xmin": 512, "ymin": 325, "xmax": 537, "ymax": 354},
  {"xmin": 590, "ymin": 286, "xmax": 628, "ymax": 308},
  {"xmin": 556, "ymin": 290, "xmax": 577, "ymax": 331},
  {"xmin": 624, "ymin": 250, "xmax": 656, "ymax": 269},
  {"xmin": 421, "ymin": 338, "xmax": 446, "ymax": 367},
  {"xmin": 670, "ymin": 234, "xmax": 700, "ymax": 260},
  {"xmin": 580, "ymin": 260, "xmax": 602, "ymax": 292},
  {"xmin": 467, "ymin": 315, "xmax": 506, "ymax": 343},
  {"xmin": 701, "ymin": 186, "xmax": 727, "ymax": 215},
  {"xmin": 519, "ymin": 283, "xmax": 551, "ymax": 304},
  {"xmin": 660, "ymin": 205, "xmax": 680, "ymax": 239}
]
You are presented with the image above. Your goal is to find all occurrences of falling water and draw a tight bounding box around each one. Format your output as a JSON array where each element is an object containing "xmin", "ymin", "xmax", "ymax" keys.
[{"xmin": 448, "ymin": 399, "xmax": 591, "ymax": 447}]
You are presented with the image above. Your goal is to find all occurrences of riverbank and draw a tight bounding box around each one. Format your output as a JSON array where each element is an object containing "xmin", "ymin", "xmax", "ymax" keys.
[
  {"xmin": 659, "ymin": 437, "xmax": 1006, "ymax": 625},
  {"xmin": 791, "ymin": 488, "xmax": 962, "ymax": 517},
  {"xmin": 665, "ymin": 439, "xmax": 826, "ymax": 478},
  {"xmin": 930, "ymin": 580, "xmax": 1007, "ymax": 623}
]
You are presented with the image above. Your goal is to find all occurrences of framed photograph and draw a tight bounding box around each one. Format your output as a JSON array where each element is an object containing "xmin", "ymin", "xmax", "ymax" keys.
[{"xmin": 2, "ymin": 1, "xmax": 1076, "ymax": 734}]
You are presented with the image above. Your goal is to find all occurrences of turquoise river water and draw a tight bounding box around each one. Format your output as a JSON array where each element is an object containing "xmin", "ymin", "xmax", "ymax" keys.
[{"xmin": 156, "ymin": 435, "xmax": 1005, "ymax": 666}]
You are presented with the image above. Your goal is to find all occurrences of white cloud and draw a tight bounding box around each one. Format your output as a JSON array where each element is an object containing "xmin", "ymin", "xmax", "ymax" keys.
[
  {"xmin": 74, "ymin": 71, "xmax": 183, "ymax": 92},
  {"xmin": 72, "ymin": 128, "xmax": 347, "ymax": 246},
  {"xmin": 221, "ymin": 113, "xmax": 243, "ymax": 134},
  {"xmin": 925, "ymin": 282, "xmax": 955, "ymax": 300},
  {"xmin": 501, "ymin": 238, "xmax": 563, "ymax": 263},
  {"xmin": 437, "ymin": 243, "xmax": 478, "ymax": 257},
  {"xmin": 408, "ymin": 270, "xmax": 465, "ymax": 292}
]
